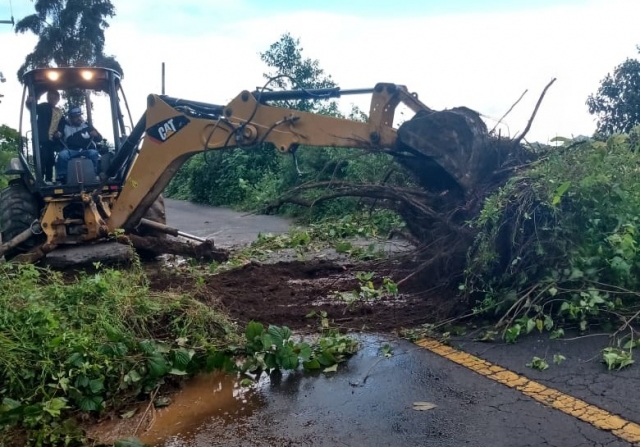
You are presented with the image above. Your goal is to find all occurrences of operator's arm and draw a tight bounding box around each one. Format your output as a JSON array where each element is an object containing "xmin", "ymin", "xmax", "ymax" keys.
[
  {"xmin": 88, "ymin": 124, "xmax": 102, "ymax": 142},
  {"xmin": 53, "ymin": 118, "xmax": 67, "ymax": 140}
]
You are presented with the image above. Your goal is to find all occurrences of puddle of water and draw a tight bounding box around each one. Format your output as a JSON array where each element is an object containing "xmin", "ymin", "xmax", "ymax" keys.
[{"xmin": 87, "ymin": 371, "xmax": 264, "ymax": 446}]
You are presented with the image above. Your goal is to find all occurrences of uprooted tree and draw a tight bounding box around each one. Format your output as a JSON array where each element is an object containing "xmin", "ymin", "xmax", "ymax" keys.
[
  {"xmin": 264, "ymin": 78, "xmax": 640, "ymax": 340},
  {"xmin": 266, "ymin": 81, "xmax": 554, "ymax": 288}
]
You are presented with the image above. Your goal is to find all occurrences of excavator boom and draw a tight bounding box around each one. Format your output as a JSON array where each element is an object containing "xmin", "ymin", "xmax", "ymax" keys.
[{"xmin": 107, "ymin": 82, "xmax": 430, "ymax": 232}]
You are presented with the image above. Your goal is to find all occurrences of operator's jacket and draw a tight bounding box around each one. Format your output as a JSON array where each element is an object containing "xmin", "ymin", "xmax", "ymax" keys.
[{"xmin": 57, "ymin": 120, "xmax": 102, "ymax": 150}]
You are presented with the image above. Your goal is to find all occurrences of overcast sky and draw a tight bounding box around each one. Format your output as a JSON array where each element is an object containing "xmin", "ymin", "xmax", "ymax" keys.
[{"xmin": 1, "ymin": 0, "xmax": 639, "ymax": 144}]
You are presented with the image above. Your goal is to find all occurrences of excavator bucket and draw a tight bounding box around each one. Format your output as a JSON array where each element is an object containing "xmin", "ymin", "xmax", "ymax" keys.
[{"xmin": 394, "ymin": 106, "xmax": 493, "ymax": 197}]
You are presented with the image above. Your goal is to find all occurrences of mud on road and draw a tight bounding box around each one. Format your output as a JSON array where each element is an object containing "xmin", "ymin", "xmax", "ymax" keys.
[{"xmin": 147, "ymin": 258, "xmax": 456, "ymax": 333}]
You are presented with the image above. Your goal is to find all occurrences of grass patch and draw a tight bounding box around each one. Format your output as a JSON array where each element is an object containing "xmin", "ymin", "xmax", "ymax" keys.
[{"xmin": 0, "ymin": 260, "xmax": 240, "ymax": 446}]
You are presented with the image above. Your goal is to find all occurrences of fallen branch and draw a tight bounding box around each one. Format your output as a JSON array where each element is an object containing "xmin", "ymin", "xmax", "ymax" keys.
[{"xmin": 117, "ymin": 234, "xmax": 229, "ymax": 263}]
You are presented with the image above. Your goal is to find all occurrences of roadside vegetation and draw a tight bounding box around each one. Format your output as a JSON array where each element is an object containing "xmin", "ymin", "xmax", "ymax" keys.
[
  {"xmin": 0, "ymin": 258, "xmax": 362, "ymax": 446},
  {"xmin": 464, "ymin": 132, "xmax": 640, "ymax": 343}
]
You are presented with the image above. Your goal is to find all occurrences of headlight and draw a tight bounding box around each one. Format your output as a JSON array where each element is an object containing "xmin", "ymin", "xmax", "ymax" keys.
[
  {"xmin": 81, "ymin": 70, "xmax": 94, "ymax": 80},
  {"xmin": 46, "ymin": 70, "xmax": 60, "ymax": 81}
]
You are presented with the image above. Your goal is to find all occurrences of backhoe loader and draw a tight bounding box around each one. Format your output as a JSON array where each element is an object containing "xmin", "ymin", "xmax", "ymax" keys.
[{"xmin": 0, "ymin": 66, "xmax": 430, "ymax": 264}]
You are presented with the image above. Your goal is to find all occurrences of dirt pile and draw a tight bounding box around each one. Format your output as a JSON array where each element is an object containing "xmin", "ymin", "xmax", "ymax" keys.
[{"xmin": 148, "ymin": 259, "xmax": 458, "ymax": 332}]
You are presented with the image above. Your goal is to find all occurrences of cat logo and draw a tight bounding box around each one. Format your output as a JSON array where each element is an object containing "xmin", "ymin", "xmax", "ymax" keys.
[
  {"xmin": 147, "ymin": 115, "xmax": 190, "ymax": 144},
  {"xmin": 158, "ymin": 119, "xmax": 176, "ymax": 140}
]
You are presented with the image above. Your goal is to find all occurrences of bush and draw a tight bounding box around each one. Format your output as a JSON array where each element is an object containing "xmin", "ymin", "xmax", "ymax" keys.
[{"xmin": 464, "ymin": 128, "xmax": 640, "ymax": 338}]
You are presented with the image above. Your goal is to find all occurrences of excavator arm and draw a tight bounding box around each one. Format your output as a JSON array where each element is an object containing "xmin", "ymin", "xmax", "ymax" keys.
[{"xmin": 106, "ymin": 82, "xmax": 430, "ymax": 233}]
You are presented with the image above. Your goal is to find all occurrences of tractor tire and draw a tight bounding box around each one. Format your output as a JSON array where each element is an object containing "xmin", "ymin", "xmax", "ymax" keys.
[{"xmin": 0, "ymin": 182, "xmax": 43, "ymax": 260}]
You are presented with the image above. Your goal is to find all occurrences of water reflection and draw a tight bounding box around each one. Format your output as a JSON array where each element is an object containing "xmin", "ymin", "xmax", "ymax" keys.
[
  {"xmin": 142, "ymin": 372, "xmax": 264, "ymax": 446},
  {"xmin": 86, "ymin": 371, "xmax": 264, "ymax": 446}
]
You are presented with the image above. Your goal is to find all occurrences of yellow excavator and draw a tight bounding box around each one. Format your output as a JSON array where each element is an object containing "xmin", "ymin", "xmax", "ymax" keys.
[{"xmin": 0, "ymin": 66, "xmax": 430, "ymax": 263}]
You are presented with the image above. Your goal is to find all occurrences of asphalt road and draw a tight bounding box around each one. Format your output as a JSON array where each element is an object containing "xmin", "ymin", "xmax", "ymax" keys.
[
  {"xmin": 160, "ymin": 198, "xmax": 640, "ymax": 447},
  {"xmin": 165, "ymin": 198, "xmax": 291, "ymax": 248}
]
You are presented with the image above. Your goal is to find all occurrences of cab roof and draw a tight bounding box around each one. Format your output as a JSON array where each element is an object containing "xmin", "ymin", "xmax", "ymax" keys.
[{"xmin": 22, "ymin": 67, "xmax": 121, "ymax": 97}]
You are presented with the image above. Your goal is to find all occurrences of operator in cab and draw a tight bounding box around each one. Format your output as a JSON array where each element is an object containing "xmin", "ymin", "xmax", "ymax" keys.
[{"xmin": 53, "ymin": 107, "xmax": 102, "ymax": 183}]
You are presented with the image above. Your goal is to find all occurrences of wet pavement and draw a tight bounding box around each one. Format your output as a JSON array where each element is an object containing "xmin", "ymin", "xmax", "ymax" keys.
[
  {"xmin": 165, "ymin": 198, "xmax": 292, "ymax": 248},
  {"xmin": 103, "ymin": 334, "xmax": 635, "ymax": 447},
  {"xmin": 453, "ymin": 330, "xmax": 640, "ymax": 427},
  {"xmin": 156, "ymin": 199, "xmax": 640, "ymax": 447}
]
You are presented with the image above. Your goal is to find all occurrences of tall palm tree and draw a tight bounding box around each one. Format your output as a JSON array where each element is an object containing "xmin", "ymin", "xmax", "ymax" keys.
[{"xmin": 15, "ymin": 0, "xmax": 123, "ymax": 82}]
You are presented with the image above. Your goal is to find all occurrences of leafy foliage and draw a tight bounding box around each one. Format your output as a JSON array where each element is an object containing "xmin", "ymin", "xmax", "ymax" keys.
[
  {"xmin": 464, "ymin": 129, "xmax": 640, "ymax": 341},
  {"xmin": 240, "ymin": 320, "xmax": 358, "ymax": 375},
  {"xmin": 14, "ymin": 0, "xmax": 123, "ymax": 81},
  {"xmin": 0, "ymin": 125, "xmax": 20, "ymax": 189},
  {"xmin": 259, "ymin": 32, "xmax": 340, "ymax": 115},
  {"xmin": 587, "ymin": 46, "xmax": 640, "ymax": 135}
]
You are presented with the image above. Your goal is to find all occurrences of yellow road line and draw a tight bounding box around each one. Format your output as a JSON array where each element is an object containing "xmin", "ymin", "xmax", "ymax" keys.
[{"xmin": 415, "ymin": 338, "xmax": 640, "ymax": 445}]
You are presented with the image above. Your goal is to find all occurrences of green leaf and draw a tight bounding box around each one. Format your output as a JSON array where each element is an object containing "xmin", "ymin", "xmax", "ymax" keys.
[
  {"xmin": 264, "ymin": 352, "xmax": 278, "ymax": 370},
  {"xmin": 317, "ymin": 351, "xmax": 337, "ymax": 366},
  {"xmin": 550, "ymin": 136, "xmax": 572, "ymax": 143},
  {"xmin": 553, "ymin": 354, "xmax": 566, "ymax": 365},
  {"xmin": 1, "ymin": 398, "xmax": 21, "ymax": 411},
  {"xmin": 89, "ymin": 378, "xmax": 105, "ymax": 395},
  {"xmin": 277, "ymin": 346, "xmax": 299, "ymax": 370},
  {"xmin": 240, "ymin": 378, "xmax": 254, "ymax": 387},
  {"xmin": 302, "ymin": 359, "xmax": 321, "ymax": 370},
  {"xmin": 261, "ymin": 334, "xmax": 274, "ymax": 350},
  {"xmin": 268, "ymin": 325, "xmax": 284, "ymax": 348},
  {"xmin": 76, "ymin": 375, "xmax": 90, "ymax": 388},
  {"xmin": 138, "ymin": 340, "xmax": 156, "ymax": 355},
  {"xmin": 43, "ymin": 397, "xmax": 68, "ymax": 417},
  {"xmin": 103, "ymin": 322, "xmax": 124, "ymax": 342},
  {"xmin": 245, "ymin": 321, "xmax": 264, "ymax": 342},
  {"xmin": 78, "ymin": 395, "xmax": 103, "ymax": 412},
  {"xmin": 505, "ymin": 325, "xmax": 521, "ymax": 344},
  {"xmin": 297, "ymin": 343, "xmax": 312, "ymax": 362},
  {"xmin": 526, "ymin": 318, "xmax": 536, "ymax": 334},
  {"xmin": 172, "ymin": 348, "xmax": 193, "ymax": 371},
  {"xmin": 551, "ymin": 181, "xmax": 571, "ymax": 206},
  {"xmin": 568, "ymin": 268, "xmax": 584, "ymax": 280},
  {"xmin": 124, "ymin": 370, "xmax": 142, "ymax": 384},
  {"xmin": 169, "ymin": 368, "xmax": 189, "ymax": 376},
  {"xmin": 66, "ymin": 352, "xmax": 85, "ymax": 368},
  {"xmin": 147, "ymin": 353, "xmax": 170, "ymax": 378}
]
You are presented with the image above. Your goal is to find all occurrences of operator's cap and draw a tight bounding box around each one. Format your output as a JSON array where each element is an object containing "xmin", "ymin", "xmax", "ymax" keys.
[{"xmin": 69, "ymin": 107, "xmax": 82, "ymax": 116}]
